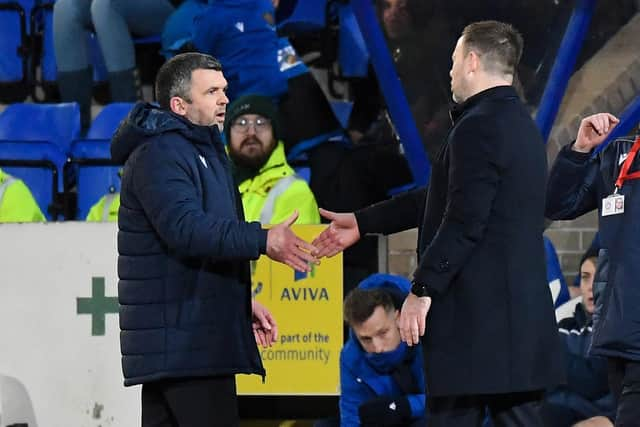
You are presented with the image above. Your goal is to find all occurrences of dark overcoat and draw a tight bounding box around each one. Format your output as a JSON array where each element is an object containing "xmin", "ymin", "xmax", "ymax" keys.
[{"xmin": 358, "ymin": 86, "xmax": 563, "ymax": 396}]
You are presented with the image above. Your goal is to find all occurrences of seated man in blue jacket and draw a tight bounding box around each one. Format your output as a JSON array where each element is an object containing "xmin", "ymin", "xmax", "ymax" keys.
[
  {"xmin": 340, "ymin": 274, "xmax": 426, "ymax": 426},
  {"xmin": 544, "ymin": 246, "xmax": 615, "ymax": 427}
]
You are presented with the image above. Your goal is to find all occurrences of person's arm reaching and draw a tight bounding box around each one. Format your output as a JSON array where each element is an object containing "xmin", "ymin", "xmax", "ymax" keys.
[
  {"xmin": 312, "ymin": 187, "xmax": 426, "ymax": 258},
  {"xmin": 132, "ymin": 141, "xmax": 316, "ymax": 272},
  {"xmin": 546, "ymin": 113, "xmax": 619, "ymax": 220}
]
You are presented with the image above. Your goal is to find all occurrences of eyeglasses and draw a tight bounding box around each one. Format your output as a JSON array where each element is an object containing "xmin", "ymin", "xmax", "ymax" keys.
[{"xmin": 231, "ymin": 117, "xmax": 271, "ymax": 133}]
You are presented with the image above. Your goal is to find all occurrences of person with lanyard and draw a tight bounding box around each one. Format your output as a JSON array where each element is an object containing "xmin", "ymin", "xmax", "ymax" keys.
[{"xmin": 545, "ymin": 112, "xmax": 640, "ymax": 425}]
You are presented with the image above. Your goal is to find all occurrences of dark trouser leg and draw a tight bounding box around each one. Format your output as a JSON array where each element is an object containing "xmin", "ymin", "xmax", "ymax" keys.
[
  {"xmin": 141, "ymin": 381, "xmax": 178, "ymax": 427},
  {"xmin": 427, "ymin": 395, "xmax": 485, "ymax": 427},
  {"xmin": 610, "ymin": 358, "xmax": 640, "ymax": 426},
  {"xmin": 487, "ymin": 391, "xmax": 544, "ymax": 427},
  {"xmin": 142, "ymin": 376, "xmax": 238, "ymax": 427},
  {"xmin": 108, "ymin": 68, "xmax": 140, "ymax": 102},
  {"xmin": 608, "ymin": 357, "xmax": 625, "ymax": 406},
  {"xmin": 57, "ymin": 67, "xmax": 93, "ymax": 132}
]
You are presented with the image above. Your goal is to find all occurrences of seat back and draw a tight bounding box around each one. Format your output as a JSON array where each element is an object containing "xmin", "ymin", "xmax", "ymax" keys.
[
  {"xmin": 0, "ymin": 102, "xmax": 80, "ymax": 155},
  {"xmin": 276, "ymin": 0, "xmax": 327, "ymax": 35},
  {"xmin": 87, "ymin": 102, "xmax": 134, "ymax": 139},
  {"xmin": 0, "ymin": 0, "xmax": 36, "ymax": 102},
  {"xmin": 0, "ymin": 140, "xmax": 66, "ymax": 219},
  {"xmin": 337, "ymin": 3, "xmax": 368, "ymax": 78},
  {"xmin": 70, "ymin": 139, "xmax": 120, "ymax": 220},
  {"xmin": 33, "ymin": 2, "xmax": 110, "ymax": 97}
]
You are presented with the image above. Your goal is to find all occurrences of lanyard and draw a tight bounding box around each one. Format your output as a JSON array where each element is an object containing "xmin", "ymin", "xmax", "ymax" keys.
[{"xmin": 615, "ymin": 135, "xmax": 640, "ymax": 192}]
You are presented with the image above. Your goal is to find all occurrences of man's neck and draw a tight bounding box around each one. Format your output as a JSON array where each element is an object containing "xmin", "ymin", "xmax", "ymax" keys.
[{"xmin": 468, "ymin": 75, "xmax": 513, "ymax": 99}]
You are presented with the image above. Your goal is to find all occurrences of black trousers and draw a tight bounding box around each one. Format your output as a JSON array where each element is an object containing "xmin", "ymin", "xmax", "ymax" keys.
[
  {"xmin": 428, "ymin": 391, "xmax": 544, "ymax": 427},
  {"xmin": 141, "ymin": 376, "xmax": 238, "ymax": 427},
  {"xmin": 608, "ymin": 357, "xmax": 640, "ymax": 426}
]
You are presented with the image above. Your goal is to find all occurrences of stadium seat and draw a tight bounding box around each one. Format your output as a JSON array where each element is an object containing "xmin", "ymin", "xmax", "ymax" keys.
[
  {"xmin": 276, "ymin": 0, "xmax": 327, "ymax": 35},
  {"xmin": 0, "ymin": 374, "xmax": 38, "ymax": 427},
  {"xmin": 0, "ymin": 0, "xmax": 36, "ymax": 102},
  {"xmin": 329, "ymin": 100, "xmax": 353, "ymax": 129},
  {"xmin": 0, "ymin": 102, "xmax": 80, "ymax": 156},
  {"xmin": 545, "ymin": 236, "xmax": 570, "ymax": 308},
  {"xmin": 32, "ymin": 1, "xmax": 158, "ymax": 98},
  {"xmin": 337, "ymin": 3, "xmax": 369, "ymax": 78},
  {"xmin": 87, "ymin": 102, "xmax": 134, "ymax": 139},
  {"xmin": 0, "ymin": 140, "xmax": 65, "ymax": 220},
  {"xmin": 69, "ymin": 139, "xmax": 120, "ymax": 220}
]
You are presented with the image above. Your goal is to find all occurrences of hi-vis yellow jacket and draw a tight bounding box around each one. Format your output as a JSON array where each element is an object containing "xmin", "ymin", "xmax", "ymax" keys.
[
  {"xmin": 238, "ymin": 142, "xmax": 319, "ymax": 225},
  {"xmin": 0, "ymin": 168, "xmax": 46, "ymax": 222}
]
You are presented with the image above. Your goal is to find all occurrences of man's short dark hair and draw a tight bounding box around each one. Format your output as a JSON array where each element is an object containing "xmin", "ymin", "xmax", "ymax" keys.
[
  {"xmin": 343, "ymin": 288, "xmax": 396, "ymax": 327},
  {"xmin": 155, "ymin": 52, "xmax": 223, "ymax": 109},
  {"xmin": 462, "ymin": 20, "xmax": 523, "ymax": 78}
]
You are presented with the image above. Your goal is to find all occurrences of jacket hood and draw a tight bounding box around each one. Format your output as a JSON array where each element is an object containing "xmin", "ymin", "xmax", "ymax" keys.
[
  {"xmin": 358, "ymin": 273, "xmax": 411, "ymax": 309},
  {"xmin": 111, "ymin": 102, "xmax": 223, "ymax": 163}
]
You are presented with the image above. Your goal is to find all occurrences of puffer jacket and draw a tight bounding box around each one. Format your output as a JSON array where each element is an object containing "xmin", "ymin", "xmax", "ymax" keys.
[
  {"xmin": 546, "ymin": 136, "xmax": 640, "ymax": 361},
  {"xmin": 112, "ymin": 102, "xmax": 268, "ymax": 386}
]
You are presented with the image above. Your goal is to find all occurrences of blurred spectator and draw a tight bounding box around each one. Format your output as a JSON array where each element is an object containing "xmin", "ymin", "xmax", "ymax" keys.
[
  {"xmin": 53, "ymin": 0, "xmax": 178, "ymax": 130},
  {"xmin": 224, "ymin": 94, "xmax": 319, "ymax": 225},
  {"xmin": 86, "ymin": 192, "xmax": 119, "ymax": 222},
  {"xmin": 544, "ymin": 247, "xmax": 615, "ymax": 427},
  {"xmin": 568, "ymin": 234, "xmax": 602, "ymax": 299},
  {"xmin": 189, "ymin": 0, "xmax": 288, "ymax": 103},
  {"xmin": 341, "ymin": 274, "xmax": 427, "ymax": 427},
  {"xmin": 0, "ymin": 168, "xmax": 46, "ymax": 222}
]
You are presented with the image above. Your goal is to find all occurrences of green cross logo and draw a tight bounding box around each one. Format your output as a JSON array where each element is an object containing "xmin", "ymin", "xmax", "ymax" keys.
[{"xmin": 77, "ymin": 277, "xmax": 118, "ymax": 336}]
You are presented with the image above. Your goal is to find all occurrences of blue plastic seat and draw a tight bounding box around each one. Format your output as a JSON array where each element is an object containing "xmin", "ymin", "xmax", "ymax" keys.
[
  {"xmin": 276, "ymin": 0, "xmax": 327, "ymax": 35},
  {"xmin": 337, "ymin": 3, "xmax": 369, "ymax": 78},
  {"xmin": 545, "ymin": 236, "xmax": 570, "ymax": 308},
  {"xmin": 34, "ymin": 0, "xmax": 158, "ymax": 89},
  {"xmin": 0, "ymin": 0, "xmax": 36, "ymax": 102},
  {"xmin": 329, "ymin": 100, "xmax": 353, "ymax": 129},
  {"xmin": 0, "ymin": 140, "xmax": 66, "ymax": 220},
  {"xmin": 69, "ymin": 139, "xmax": 120, "ymax": 220},
  {"xmin": 87, "ymin": 102, "xmax": 134, "ymax": 139},
  {"xmin": 0, "ymin": 102, "xmax": 80, "ymax": 156}
]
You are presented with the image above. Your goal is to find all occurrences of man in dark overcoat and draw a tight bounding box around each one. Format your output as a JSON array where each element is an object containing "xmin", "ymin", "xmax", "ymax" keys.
[{"xmin": 312, "ymin": 21, "xmax": 562, "ymax": 426}]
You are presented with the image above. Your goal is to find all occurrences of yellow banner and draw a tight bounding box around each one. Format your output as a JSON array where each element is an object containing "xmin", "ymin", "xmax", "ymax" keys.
[{"xmin": 237, "ymin": 225, "xmax": 343, "ymax": 395}]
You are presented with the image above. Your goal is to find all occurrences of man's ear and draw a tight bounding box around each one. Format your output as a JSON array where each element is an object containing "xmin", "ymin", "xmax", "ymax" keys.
[
  {"xmin": 467, "ymin": 50, "xmax": 481, "ymax": 74},
  {"xmin": 169, "ymin": 96, "xmax": 188, "ymax": 116}
]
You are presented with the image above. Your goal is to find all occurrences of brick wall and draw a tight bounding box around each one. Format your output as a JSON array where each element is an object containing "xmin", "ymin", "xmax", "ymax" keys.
[{"xmin": 544, "ymin": 211, "xmax": 599, "ymax": 287}]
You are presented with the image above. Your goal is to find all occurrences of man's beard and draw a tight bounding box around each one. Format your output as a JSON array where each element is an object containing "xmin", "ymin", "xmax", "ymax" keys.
[{"xmin": 230, "ymin": 137, "xmax": 272, "ymax": 171}]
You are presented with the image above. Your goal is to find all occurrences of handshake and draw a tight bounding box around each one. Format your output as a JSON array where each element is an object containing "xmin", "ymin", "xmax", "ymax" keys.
[{"xmin": 265, "ymin": 208, "xmax": 361, "ymax": 273}]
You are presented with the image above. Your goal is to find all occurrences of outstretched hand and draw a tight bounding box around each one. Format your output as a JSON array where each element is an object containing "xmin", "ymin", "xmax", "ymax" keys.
[
  {"xmin": 252, "ymin": 299, "xmax": 278, "ymax": 348},
  {"xmin": 311, "ymin": 208, "xmax": 361, "ymax": 258},
  {"xmin": 574, "ymin": 113, "xmax": 620, "ymax": 153},
  {"xmin": 266, "ymin": 210, "xmax": 318, "ymax": 273}
]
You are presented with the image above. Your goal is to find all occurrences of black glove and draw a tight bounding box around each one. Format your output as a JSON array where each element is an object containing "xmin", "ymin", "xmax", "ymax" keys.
[{"xmin": 358, "ymin": 396, "xmax": 412, "ymax": 426}]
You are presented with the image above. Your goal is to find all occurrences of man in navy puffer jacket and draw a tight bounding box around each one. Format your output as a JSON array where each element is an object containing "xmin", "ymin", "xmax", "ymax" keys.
[{"xmin": 111, "ymin": 52, "xmax": 318, "ymax": 426}]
